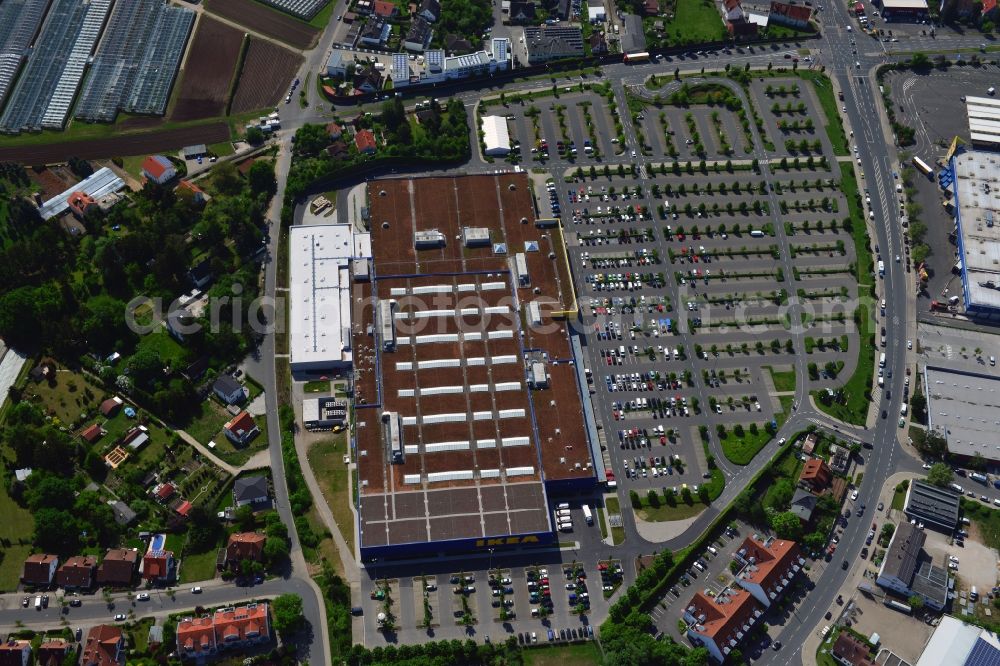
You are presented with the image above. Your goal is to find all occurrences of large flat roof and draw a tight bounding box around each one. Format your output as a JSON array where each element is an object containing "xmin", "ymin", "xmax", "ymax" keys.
[
  {"xmin": 37, "ymin": 166, "xmax": 125, "ymax": 219},
  {"xmin": 904, "ymin": 479, "xmax": 961, "ymax": 529},
  {"xmin": 353, "ymin": 174, "xmax": 592, "ymax": 555},
  {"xmin": 289, "ymin": 224, "xmax": 368, "ymax": 372},
  {"xmin": 951, "ymin": 151, "xmax": 1000, "ymax": 310},
  {"xmin": 917, "ymin": 615, "xmax": 1000, "ymax": 666},
  {"xmin": 924, "ymin": 365, "xmax": 1000, "ymax": 461}
]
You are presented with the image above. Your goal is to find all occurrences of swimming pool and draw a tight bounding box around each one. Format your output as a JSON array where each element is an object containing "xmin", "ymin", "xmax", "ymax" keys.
[{"xmin": 150, "ymin": 533, "xmax": 166, "ymax": 552}]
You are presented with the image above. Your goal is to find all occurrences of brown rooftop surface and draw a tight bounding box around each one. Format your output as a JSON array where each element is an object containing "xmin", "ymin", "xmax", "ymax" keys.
[{"xmin": 354, "ymin": 174, "xmax": 592, "ymax": 553}]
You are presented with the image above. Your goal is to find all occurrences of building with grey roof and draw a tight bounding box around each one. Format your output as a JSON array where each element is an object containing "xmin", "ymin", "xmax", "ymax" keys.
[
  {"xmin": 522, "ymin": 26, "xmax": 584, "ymax": 64},
  {"xmin": 877, "ymin": 521, "xmax": 950, "ymax": 611},
  {"xmin": 924, "ymin": 364, "xmax": 1000, "ymax": 462},
  {"xmin": 911, "ymin": 558, "xmax": 950, "ymax": 611},
  {"xmin": 790, "ymin": 488, "xmax": 817, "ymax": 522},
  {"xmin": 904, "ymin": 479, "xmax": 961, "ymax": 532},
  {"xmin": 619, "ymin": 14, "xmax": 647, "ymax": 54},
  {"xmin": 948, "ymin": 150, "xmax": 1000, "ymax": 318}
]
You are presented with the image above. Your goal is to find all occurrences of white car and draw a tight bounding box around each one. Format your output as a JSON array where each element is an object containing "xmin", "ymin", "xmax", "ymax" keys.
[
  {"xmin": 135, "ymin": 592, "xmax": 150, "ymax": 601},
  {"xmin": 851, "ymin": 490, "xmax": 859, "ymax": 501},
  {"xmin": 191, "ymin": 587, "xmax": 203, "ymax": 594},
  {"xmin": 907, "ymin": 340, "xmax": 912, "ymax": 350},
  {"xmin": 114, "ymin": 613, "xmax": 127, "ymax": 622},
  {"xmin": 949, "ymin": 555, "xmax": 960, "ymax": 563},
  {"xmin": 922, "ymin": 463, "xmax": 932, "ymax": 470}
]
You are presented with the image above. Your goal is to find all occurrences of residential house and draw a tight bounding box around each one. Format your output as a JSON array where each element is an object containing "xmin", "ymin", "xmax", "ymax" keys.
[
  {"xmin": 81, "ymin": 625, "xmax": 124, "ymax": 666},
  {"xmin": 801, "ymin": 432, "xmax": 818, "ymax": 455},
  {"xmin": 141, "ymin": 155, "xmax": 176, "ymax": 185},
  {"xmin": 233, "ymin": 475, "xmax": 270, "ymax": 508},
  {"xmin": 326, "ymin": 141, "xmax": 350, "ymax": 159},
  {"xmin": 353, "ymin": 67, "xmax": 384, "ymax": 94},
  {"xmin": 142, "ymin": 550, "xmax": 175, "ymax": 584},
  {"xmin": 153, "ymin": 482, "xmax": 177, "ymax": 503},
  {"xmin": 418, "ymin": 0, "xmax": 440, "ymax": 21},
  {"xmin": 100, "ymin": 396, "xmax": 123, "ymax": 417},
  {"xmin": 643, "ymin": 0, "xmax": 659, "ymax": 14},
  {"xmin": 359, "ymin": 18, "xmax": 391, "ymax": 47},
  {"xmin": 683, "ymin": 587, "xmax": 763, "ymax": 663},
  {"xmin": 21, "ymin": 554, "xmax": 58, "ymax": 587},
  {"xmin": 768, "ymin": 0, "xmax": 812, "ymax": 28},
  {"xmin": 224, "ymin": 411, "xmax": 260, "ymax": 446},
  {"xmin": 327, "ymin": 122, "xmax": 343, "ymax": 140},
  {"xmin": 404, "ymin": 17, "xmax": 433, "ymax": 52},
  {"xmin": 225, "ymin": 532, "xmax": 267, "ymax": 569},
  {"xmin": 80, "ymin": 423, "xmax": 104, "ymax": 443},
  {"xmin": 67, "ymin": 191, "xmax": 98, "ymax": 218},
  {"xmin": 96, "ymin": 549, "xmax": 138, "ymax": 587},
  {"xmin": 176, "ymin": 179, "xmax": 206, "ymax": 204},
  {"xmin": 722, "ymin": 0, "xmax": 759, "ymax": 36},
  {"xmin": 213, "ymin": 374, "xmax": 247, "ymax": 405},
  {"xmin": 831, "ymin": 632, "xmax": 875, "ymax": 666},
  {"xmin": 36, "ymin": 639, "xmax": 70, "ymax": 666},
  {"xmin": 506, "ymin": 0, "xmax": 536, "ymax": 23},
  {"xmin": 790, "ymin": 488, "xmax": 818, "ymax": 522},
  {"xmin": 107, "ymin": 500, "xmax": 137, "ymax": 526},
  {"xmin": 799, "ymin": 458, "xmax": 832, "ymax": 492},
  {"xmin": 177, "ymin": 603, "xmax": 271, "ymax": 658},
  {"xmin": 56, "ymin": 555, "xmax": 97, "ymax": 590},
  {"xmin": 166, "ymin": 305, "xmax": 197, "ymax": 342},
  {"xmin": 355, "ymin": 129, "xmax": 378, "ymax": 155},
  {"xmin": 732, "ymin": 536, "xmax": 803, "ymax": 607},
  {"xmin": 373, "ymin": 0, "xmax": 397, "ymax": 17},
  {"xmin": 188, "ymin": 258, "xmax": 213, "ymax": 288},
  {"xmin": 326, "ymin": 50, "xmax": 347, "ymax": 78},
  {"xmin": 829, "ymin": 444, "xmax": 850, "ymax": 474},
  {"xmin": 176, "ymin": 616, "xmax": 216, "ymax": 659},
  {"xmin": 0, "ymin": 639, "xmax": 31, "ymax": 666},
  {"xmin": 522, "ymin": 26, "xmax": 585, "ymax": 64},
  {"xmin": 147, "ymin": 626, "xmax": 164, "ymax": 651},
  {"xmin": 589, "ymin": 32, "xmax": 608, "ymax": 55}
]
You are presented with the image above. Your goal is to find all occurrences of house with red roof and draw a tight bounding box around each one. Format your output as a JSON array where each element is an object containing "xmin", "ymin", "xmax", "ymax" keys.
[
  {"xmin": 176, "ymin": 602, "xmax": 271, "ymax": 658},
  {"xmin": 732, "ymin": 536, "xmax": 803, "ymax": 607},
  {"xmin": 80, "ymin": 423, "xmax": 104, "ymax": 443},
  {"xmin": 56, "ymin": 555, "xmax": 97, "ymax": 590},
  {"xmin": 224, "ymin": 533, "xmax": 267, "ymax": 569},
  {"xmin": 0, "ymin": 639, "xmax": 31, "ymax": 666},
  {"xmin": 174, "ymin": 500, "xmax": 193, "ymax": 518},
  {"xmin": 176, "ymin": 616, "xmax": 216, "ymax": 658},
  {"xmin": 176, "ymin": 179, "xmax": 206, "ymax": 204},
  {"xmin": 97, "ymin": 548, "xmax": 138, "ymax": 587},
  {"xmin": 81, "ymin": 625, "xmax": 123, "ymax": 666},
  {"xmin": 67, "ymin": 191, "xmax": 97, "ymax": 218},
  {"xmin": 355, "ymin": 129, "xmax": 377, "ymax": 155},
  {"xmin": 374, "ymin": 0, "xmax": 398, "ymax": 17},
  {"xmin": 99, "ymin": 396, "xmax": 123, "ymax": 417},
  {"xmin": 141, "ymin": 550, "xmax": 175, "ymax": 584},
  {"xmin": 141, "ymin": 155, "xmax": 177, "ymax": 185},
  {"xmin": 327, "ymin": 122, "xmax": 343, "ymax": 139},
  {"xmin": 36, "ymin": 638, "xmax": 70, "ymax": 666},
  {"xmin": 799, "ymin": 458, "xmax": 832, "ymax": 492},
  {"xmin": 21, "ymin": 554, "xmax": 58, "ymax": 587},
  {"xmin": 683, "ymin": 587, "xmax": 763, "ymax": 663},
  {"xmin": 769, "ymin": 0, "xmax": 812, "ymax": 28},
  {"xmin": 224, "ymin": 411, "xmax": 260, "ymax": 446},
  {"xmin": 153, "ymin": 482, "xmax": 177, "ymax": 503}
]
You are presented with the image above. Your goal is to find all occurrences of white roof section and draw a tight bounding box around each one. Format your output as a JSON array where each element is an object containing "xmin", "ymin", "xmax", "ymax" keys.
[
  {"xmin": 952, "ymin": 151, "xmax": 1000, "ymax": 309},
  {"xmin": 289, "ymin": 225, "xmax": 364, "ymax": 371},
  {"xmin": 916, "ymin": 614, "xmax": 1000, "ymax": 666},
  {"xmin": 481, "ymin": 115, "xmax": 511, "ymax": 155},
  {"xmin": 881, "ymin": 0, "xmax": 927, "ymax": 7},
  {"xmin": 37, "ymin": 166, "xmax": 125, "ymax": 219},
  {"xmin": 967, "ymin": 96, "xmax": 1000, "ymax": 146},
  {"xmin": 925, "ymin": 365, "xmax": 1000, "ymax": 460}
]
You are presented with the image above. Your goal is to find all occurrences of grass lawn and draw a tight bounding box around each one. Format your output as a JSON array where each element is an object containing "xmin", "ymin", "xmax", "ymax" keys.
[
  {"xmin": 136, "ymin": 329, "xmax": 191, "ymax": 367},
  {"xmin": 814, "ymin": 305, "xmax": 873, "ymax": 427},
  {"xmin": 303, "ymin": 380, "xmax": 330, "ymax": 393},
  {"xmin": 720, "ymin": 426, "xmax": 772, "ymax": 465},
  {"xmin": 596, "ymin": 503, "xmax": 609, "ymax": 540},
  {"xmin": 962, "ymin": 498, "xmax": 1000, "ymax": 551},
  {"xmin": 208, "ymin": 140, "xmax": 234, "ymax": 157},
  {"xmin": 184, "ymin": 399, "xmax": 230, "ymax": 445},
  {"xmin": 180, "ymin": 549, "xmax": 219, "ymax": 584},
  {"xmin": 0, "ymin": 113, "xmax": 225, "ymax": 149},
  {"xmin": 0, "ymin": 544, "xmax": 33, "ymax": 593},
  {"xmin": 634, "ymin": 468, "xmax": 725, "ymax": 521},
  {"xmin": 306, "ymin": 435, "xmax": 355, "ymax": 556},
  {"xmin": 127, "ymin": 618, "xmax": 155, "ymax": 653},
  {"xmin": 796, "ymin": 70, "xmax": 849, "ymax": 156},
  {"xmin": 605, "ymin": 497, "xmax": 625, "ymax": 545},
  {"xmin": 765, "ymin": 366, "xmax": 797, "ymax": 392},
  {"xmin": 27, "ymin": 370, "xmax": 103, "ymax": 424},
  {"xmin": 665, "ymin": 0, "xmax": 726, "ymax": 45},
  {"xmin": 891, "ymin": 485, "xmax": 907, "ymax": 511},
  {"xmin": 524, "ymin": 642, "xmax": 603, "ymax": 666}
]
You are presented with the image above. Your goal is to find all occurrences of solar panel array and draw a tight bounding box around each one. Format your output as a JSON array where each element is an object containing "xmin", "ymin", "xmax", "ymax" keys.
[
  {"xmin": 0, "ymin": 0, "xmax": 51, "ymax": 112},
  {"xmin": 0, "ymin": 0, "xmax": 113, "ymax": 133},
  {"xmin": 258, "ymin": 0, "xmax": 329, "ymax": 20},
  {"xmin": 76, "ymin": 0, "xmax": 194, "ymax": 122}
]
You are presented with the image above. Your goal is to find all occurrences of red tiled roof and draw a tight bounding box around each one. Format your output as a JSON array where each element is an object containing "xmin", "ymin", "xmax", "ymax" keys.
[
  {"xmin": 687, "ymin": 588, "xmax": 761, "ymax": 646},
  {"xmin": 800, "ymin": 458, "xmax": 831, "ymax": 488},
  {"xmin": 177, "ymin": 179, "xmax": 204, "ymax": 195},
  {"xmin": 97, "ymin": 549, "xmax": 138, "ymax": 586},
  {"xmin": 82, "ymin": 625, "xmax": 122, "ymax": 666},
  {"xmin": 22, "ymin": 554, "xmax": 57, "ymax": 584},
  {"xmin": 327, "ymin": 122, "xmax": 343, "ymax": 137},
  {"xmin": 175, "ymin": 500, "xmax": 193, "ymax": 517},
  {"xmin": 832, "ymin": 632, "xmax": 875, "ymax": 666},
  {"xmin": 227, "ymin": 532, "xmax": 266, "ymax": 563},
  {"xmin": 67, "ymin": 190, "xmax": 96, "ymax": 216},
  {"xmin": 100, "ymin": 397, "xmax": 122, "ymax": 416},
  {"xmin": 213, "ymin": 603, "xmax": 270, "ymax": 644},
  {"xmin": 177, "ymin": 616, "xmax": 216, "ymax": 656},
  {"xmin": 771, "ymin": 0, "xmax": 812, "ymax": 20},
  {"xmin": 56, "ymin": 555, "xmax": 97, "ymax": 588},
  {"xmin": 155, "ymin": 483, "xmax": 176, "ymax": 501},
  {"xmin": 374, "ymin": 0, "xmax": 396, "ymax": 15},
  {"xmin": 737, "ymin": 536, "xmax": 801, "ymax": 590},
  {"xmin": 142, "ymin": 551, "xmax": 172, "ymax": 580},
  {"xmin": 81, "ymin": 423, "xmax": 103, "ymax": 442},
  {"xmin": 141, "ymin": 155, "xmax": 172, "ymax": 180},
  {"xmin": 37, "ymin": 639, "xmax": 70, "ymax": 666},
  {"xmin": 224, "ymin": 410, "xmax": 257, "ymax": 437},
  {"xmin": 355, "ymin": 129, "xmax": 377, "ymax": 153}
]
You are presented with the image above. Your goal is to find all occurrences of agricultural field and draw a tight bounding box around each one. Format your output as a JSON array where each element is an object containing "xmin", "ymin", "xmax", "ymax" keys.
[
  {"xmin": 205, "ymin": 0, "xmax": 319, "ymax": 50},
  {"xmin": 171, "ymin": 16, "xmax": 245, "ymax": 121},
  {"xmin": 231, "ymin": 39, "xmax": 303, "ymax": 114}
]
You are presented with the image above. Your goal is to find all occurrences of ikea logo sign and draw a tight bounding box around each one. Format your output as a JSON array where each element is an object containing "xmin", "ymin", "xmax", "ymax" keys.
[{"xmin": 475, "ymin": 536, "xmax": 540, "ymax": 548}]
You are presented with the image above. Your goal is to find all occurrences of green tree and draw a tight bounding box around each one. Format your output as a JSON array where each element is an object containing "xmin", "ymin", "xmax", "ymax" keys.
[
  {"xmin": 272, "ymin": 593, "xmax": 305, "ymax": 637},
  {"xmin": 926, "ymin": 462, "xmax": 953, "ymax": 487},
  {"xmin": 247, "ymin": 161, "xmax": 277, "ymax": 199},
  {"xmin": 769, "ymin": 511, "xmax": 802, "ymax": 540}
]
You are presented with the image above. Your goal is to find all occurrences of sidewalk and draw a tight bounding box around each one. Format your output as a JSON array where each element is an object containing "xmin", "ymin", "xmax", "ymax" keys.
[{"xmin": 175, "ymin": 430, "xmax": 237, "ymax": 475}]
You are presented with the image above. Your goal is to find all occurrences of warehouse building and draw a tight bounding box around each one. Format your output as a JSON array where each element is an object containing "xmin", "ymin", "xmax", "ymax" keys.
[
  {"xmin": 876, "ymin": 522, "xmax": 949, "ymax": 610},
  {"xmin": 947, "ymin": 150, "xmax": 1000, "ymax": 319},
  {"xmin": 966, "ymin": 95, "xmax": 1000, "ymax": 148},
  {"xmin": 924, "ymin": 364, "xmax": 1000, "ymax": 463},
  {"xmin": 480, "ymin": 115, "xmax": 511, "ymax": 156},
  {"xmin": 904, "ymin": 479, "xmax": 961, "ymax": 532},
  {"xmin": 352, "ymin": 174, "xmax": 595, "ymax": 560},
  {"xmin": 289, "ymin": 224, "xmax": 372, "ymax": 373}
]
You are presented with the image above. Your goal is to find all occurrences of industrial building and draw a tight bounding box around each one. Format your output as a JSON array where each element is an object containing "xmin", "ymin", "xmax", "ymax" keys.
[
  {"xmin": 352, "ymin": 174, "xmax": 596, "ymax": 560},
  {"xmin": 946, "ymin": 150, "xmax": 1000, "ymax": 319},
  {"xmin": 924, "ymin": 365, "xmax": 1000, "ymax": 462},
  {"xmin": 386, "ymin": 39, "xmax": 511, "ymax": 89},
  {"xmin": 480, "ymin": 116, "xmax": 511, "ymax": 156},
  {"xmin": 288, "ymin": 224, "xmax": 372, "ymax": 373},
  {"xmin": 904, "ymin": 479, "xmax": 961, "ymax": 531},
  {"xmin": 916, "ymin": 614, "xmax": 1000, "ymax": 666},
  {"xmin": 36, "ymin": 167, "xmax": 126, "ymax": 220},
  {"xmin": 965, "ymin": 95, "xmax": 1000, "ymax": 148},
  {"xmin": 302, "ymin": 397, "xmax": 348, "ymax": 430},
  {"xmin": 876, "ymin": 522, "xmax": 949, "ymax": 610},
  {"xmin": 522, "ymin": 26, "xmax": 585, "ymax": 64},
  {"xmin": 876, "ymin": 0, "xmax": 930, "ymax": 20}
]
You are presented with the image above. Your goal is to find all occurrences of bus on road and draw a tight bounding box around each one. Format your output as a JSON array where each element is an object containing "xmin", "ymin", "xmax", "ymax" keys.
[
  {"xmin": 912, "ymin": 155, "xmax": 934, "ymax": 178},
  {"xmin": 623, "ymin": 52, "xmax": 650, "ymax": 63}
]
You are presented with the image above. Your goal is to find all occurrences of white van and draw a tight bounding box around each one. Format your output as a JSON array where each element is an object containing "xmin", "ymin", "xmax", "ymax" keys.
[
  {"xmin": 900, "ymin": 404, "xmax": 908, "ymax": 416},
  {"xmin": 692, "ymin": 561, "xmax": 705, "ymax": 571},
  {"xmin": 879, "ymin": 352, "xmax": 886, "ymax": 368},
  {"xmin": 556, "ymin": 503, "xmax": 570, "ymax": 511},
  {"xmin": 707, "ymin": 546, "xmax": 718, "ymax": 555},
  {"xmin": 582, "ymin": 505, "xmax": 594, "ymax": 525},
  {"xmin": 749, "ymin": 229, "xmax": 765, "ymax": 238}
]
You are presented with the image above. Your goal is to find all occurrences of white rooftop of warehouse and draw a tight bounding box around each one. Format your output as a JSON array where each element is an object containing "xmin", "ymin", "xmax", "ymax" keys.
[
  {"xmin": 37, "ymin": 167, "xmax": 125, "ymax": 220},
  {"xmin": 952, "ymin": 150, "xmax": 1000, "ymax": 309},
  {"xmin": 480, "ymin": 115, "xmax": 510, "ymax": 155},
  {"xmin": 924, "ymin": 365, "xmax": 1000, "ymax": 460},
  {"xmin": 916, "ymin": 614, "xmax": 1000, "ymax": 666},
  {"xmin": 881, "ymin": 0, "xmax": 928, "ymax": 8},
  {"xmin": 966, "ymin": 95, "xmax": 1000, "ymax": 146},
  {"xmin": 289, "ymin": 224, "xmax": 370, "ymax": 371}
]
